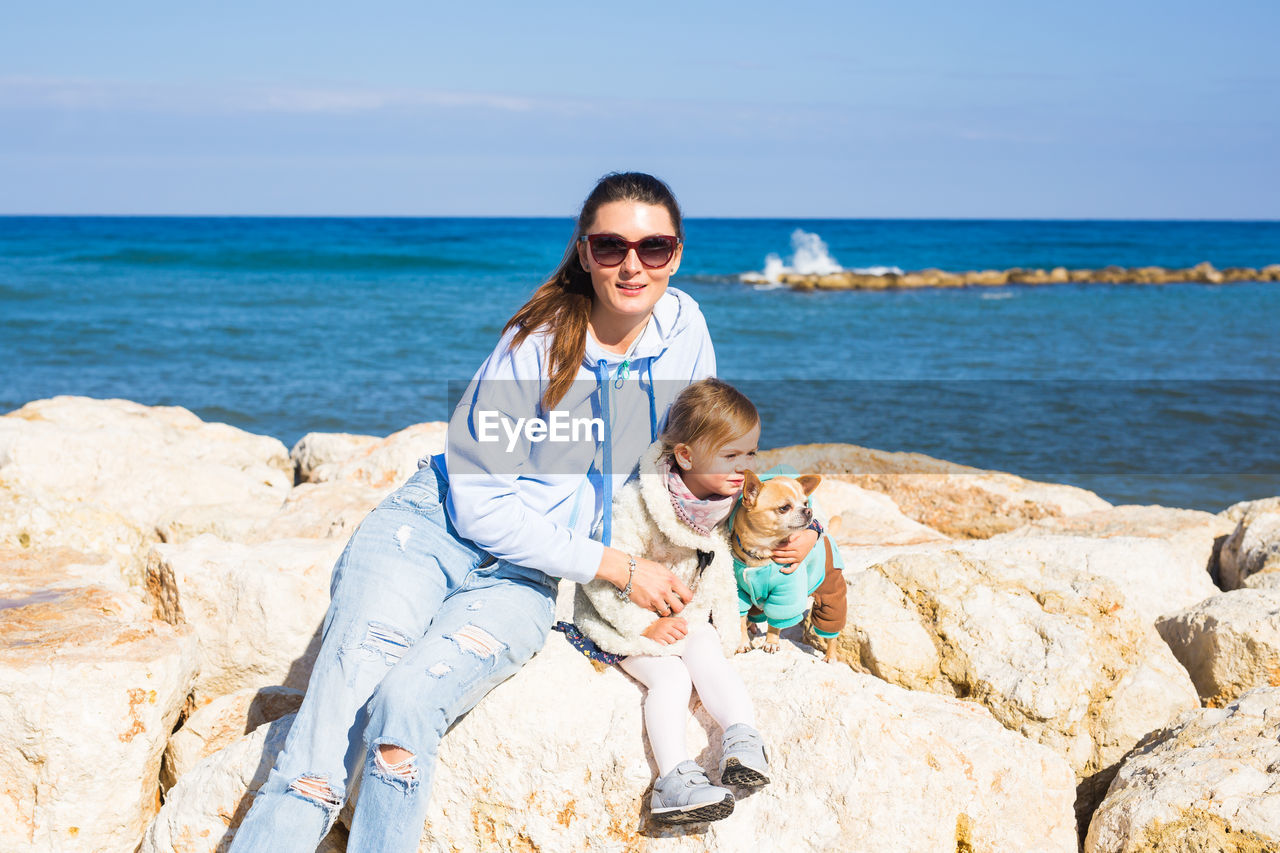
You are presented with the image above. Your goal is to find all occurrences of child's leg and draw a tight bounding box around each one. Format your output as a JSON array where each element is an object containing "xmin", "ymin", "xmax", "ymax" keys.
[
  {"xmin": 619, "ymin": 654, "xmax": 693, "ymax": 776},
  {"xmin": 679, "ymin": 622, "xmax": 754, "ymax": 729},
  {"xmin": 681, "ymin": 623, "xmax": 771, "ymax": 787}
]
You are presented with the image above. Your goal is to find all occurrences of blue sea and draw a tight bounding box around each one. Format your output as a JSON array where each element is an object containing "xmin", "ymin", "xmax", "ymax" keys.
[{"xmin": 2, "ymin": 217, "xmax": 1278, "ymax": 512}]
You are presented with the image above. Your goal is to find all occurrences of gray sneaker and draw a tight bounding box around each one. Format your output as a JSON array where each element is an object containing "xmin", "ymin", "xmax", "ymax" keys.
[
  {"xmin": 719, "ymin": 723, "xmax": 770, "ymax": 787},
  {"xmin": 650, "ymin": 760, "xmax": 735, "ymax": 824}
]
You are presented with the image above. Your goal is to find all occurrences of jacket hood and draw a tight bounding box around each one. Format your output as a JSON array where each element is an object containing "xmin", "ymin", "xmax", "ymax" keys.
[{"xmin": 581, "ymin": 286, "xmax": 701, "ymax": 368}]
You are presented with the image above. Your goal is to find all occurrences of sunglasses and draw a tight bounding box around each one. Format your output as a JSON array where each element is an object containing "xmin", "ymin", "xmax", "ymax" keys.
[{"xmin": 580, "ymin": 233, "xmax": 681, "ymax": 269}]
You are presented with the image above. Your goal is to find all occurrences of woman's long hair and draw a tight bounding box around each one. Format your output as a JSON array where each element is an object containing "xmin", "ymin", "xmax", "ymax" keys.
[{"xmin": 502, "ymin": 171, "xmax": 684, "ymax": 411}]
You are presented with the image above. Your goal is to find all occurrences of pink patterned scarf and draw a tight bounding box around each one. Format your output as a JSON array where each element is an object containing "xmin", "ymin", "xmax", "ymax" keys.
[{"xmin": 660, "ymin": 455, "xmax": 736, "ymax": 536}]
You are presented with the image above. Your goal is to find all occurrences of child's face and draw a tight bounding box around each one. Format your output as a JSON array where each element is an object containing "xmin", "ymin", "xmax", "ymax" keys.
[{"xmin": 675, "ymin": 422, "xmax": 761, "ymax": 500}]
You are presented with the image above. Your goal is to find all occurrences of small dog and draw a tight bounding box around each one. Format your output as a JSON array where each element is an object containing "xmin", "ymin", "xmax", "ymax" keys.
[{"xmin": 729, "ymin": 469, "xmax": 846, "ymax": 660}]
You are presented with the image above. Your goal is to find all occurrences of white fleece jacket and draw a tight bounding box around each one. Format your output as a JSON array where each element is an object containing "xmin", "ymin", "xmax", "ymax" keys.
[{"xmin": 573, "ymin": 441, "xmax": 741, "ymax": 658}]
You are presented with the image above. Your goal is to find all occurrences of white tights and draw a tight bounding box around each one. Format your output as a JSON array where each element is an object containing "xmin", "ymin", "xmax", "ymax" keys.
[{"xmin": 619, "ymin": 621, "xmax": 755, "ymax": 776}]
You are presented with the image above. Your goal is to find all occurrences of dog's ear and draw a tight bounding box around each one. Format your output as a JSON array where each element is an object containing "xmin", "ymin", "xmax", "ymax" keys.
[
  {"xmin": 797, "ymin": 474, "xmax": 822, "ymax": 496},
  {"xmin": 742, "ymin": 470, "xmax": 762, "ymax": 508}
]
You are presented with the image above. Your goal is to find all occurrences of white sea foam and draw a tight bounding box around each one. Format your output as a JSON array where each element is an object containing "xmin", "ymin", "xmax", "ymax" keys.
[{"xmin": 741, "ymin": 229, "xmax": 902, "ymax": 283}]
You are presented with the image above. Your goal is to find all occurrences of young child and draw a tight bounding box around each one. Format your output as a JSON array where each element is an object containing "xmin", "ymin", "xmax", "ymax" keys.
[{"xmin": 572, "ymin": 379, "xmax": 775, "ymax": 825}]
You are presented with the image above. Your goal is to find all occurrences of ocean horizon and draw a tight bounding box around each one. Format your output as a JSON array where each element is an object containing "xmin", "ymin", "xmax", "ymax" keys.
[{"xmin": 3, "ymin": 216, "xmax": 1278, "ymax": 512}]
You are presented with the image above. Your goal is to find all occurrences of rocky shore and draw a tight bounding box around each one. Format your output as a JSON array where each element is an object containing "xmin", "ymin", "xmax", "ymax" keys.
[
  {"xmin": 4, "ymin": 396, "xmax": 1280, "ymax": 852},
  {"xmin": 749, "ymin": 261, "xmax": 1280, "ymax": 291}
]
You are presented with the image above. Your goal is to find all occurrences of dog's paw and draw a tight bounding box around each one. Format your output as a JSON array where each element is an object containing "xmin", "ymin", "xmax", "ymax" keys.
[
  {"xmin": 735, "ymin": 640, "xmax": 756, "ymax": 654},
  {"xmin": 762, "ymin": 640, "xmax": 780, "ymax": 654}
]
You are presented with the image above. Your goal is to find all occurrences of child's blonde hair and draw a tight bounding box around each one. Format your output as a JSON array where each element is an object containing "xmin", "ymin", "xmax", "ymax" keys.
[{"xmin": 659, "ymin": 379, "xmax": 759, "ymax": 460}]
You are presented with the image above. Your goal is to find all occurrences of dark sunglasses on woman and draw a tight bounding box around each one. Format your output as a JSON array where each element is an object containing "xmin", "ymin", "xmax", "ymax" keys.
[{"xmin": 580, "ymin": 233, "xmax": 681, "ymax": 269}]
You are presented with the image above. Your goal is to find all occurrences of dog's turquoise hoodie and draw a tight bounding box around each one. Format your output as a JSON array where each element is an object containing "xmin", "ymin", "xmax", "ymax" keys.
[{"xmin": 730, "ymin": 465, "xmax": 845, "ymax": 638}]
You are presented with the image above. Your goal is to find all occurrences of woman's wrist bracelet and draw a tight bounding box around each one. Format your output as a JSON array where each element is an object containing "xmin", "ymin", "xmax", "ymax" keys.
[{"xmin": 615, "ymin": 554, "xmax": 636, "ymax": 602}]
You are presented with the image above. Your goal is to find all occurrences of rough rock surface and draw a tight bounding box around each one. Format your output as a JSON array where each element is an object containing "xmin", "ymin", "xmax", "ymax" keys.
[
  {"xmin": 811, "ymin": 479, "xmax": 949, "ymax": 546},
  {"xmin": 0, "ymin": 482, "xmax": 151, "ymax": 585},
  {"xmin": 299, "ymin": 422, "xmax": 448, "ymax": 489},
  {"xmin": 161, "ymin": 686, "xmax": 305, "ymax": 793},
  {"xmin": 973, "ymin": 534, "xmax": 1221, "ymax": 626},
  {"xmin": 247, "ymin": 480, "xmax": 385, "ymax": 543},
  {"xmin": 0, "ymin": 577, "xmax": 198, "ymax": 852},
  {"xmin": 145, "ymin": 714, "xmax": 291, "ymax": 853},
  {"xmin": 823, "ymin": 532, "xmax": 1221, "ymax": 628},
  {"xmin": 824, "ymin": 549, "xmax": 1198, "ymax": 824},
  {"xmin": 1, "ymin": 545, "xmax": 134, "ymax": 597},
  {"xmin": 1085, "ymin": 687, "xmax": 1280, "ymax": 852},
  {"xmin": 1221, "ymin": 496, "xmax": 1280, "ymax": 525},
  {"xmin": 147, "ymin": 640, "xmax": 1078, "ymax": 853},
  {"xmin": 1004, "ymin": 504, "xmax": 1232, "ymax": 578},
  {"xmin": 0, "ymin": 397, "xmax": 293, "ymax": 571},
  {"xmin": 1219, "ymin": 501, "xmax": 1280, "ymax": 590},
  {"xmin": 145, "ymin": 535, "xmax": 343, "ymax": 707},
  {"xmin": 758, "ymin": 442, "xmax": 1110, "ymax": 539},
  {"xmin": 1156, "ymin": 588, "xmax": 1280, "ymax": 707},
  {"xmin": 767, "ymin": 262, "xmax": 1280, "ymax": 291},
  {"xmin": 290, "ymin": 431, "xmax": 381, "ymax": 483}
]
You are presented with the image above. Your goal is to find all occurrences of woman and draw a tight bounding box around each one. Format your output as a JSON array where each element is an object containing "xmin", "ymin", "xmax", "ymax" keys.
[{"xmin": 230, "ymin": 172, "xmax": 716, "ymax": 852}]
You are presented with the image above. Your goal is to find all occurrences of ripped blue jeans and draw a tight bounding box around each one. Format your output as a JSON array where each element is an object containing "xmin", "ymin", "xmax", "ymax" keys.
[{"xmin": 230, "ymin": 460, "xmax": 557, "ymax": 853}]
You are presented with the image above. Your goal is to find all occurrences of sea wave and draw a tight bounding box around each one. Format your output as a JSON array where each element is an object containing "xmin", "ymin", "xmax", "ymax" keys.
[{"xmin": 739, "ymin": 228, "xmax": 903, "ymax": 283}]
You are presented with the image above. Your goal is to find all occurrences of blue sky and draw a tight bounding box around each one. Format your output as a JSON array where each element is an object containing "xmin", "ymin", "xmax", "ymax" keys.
[{"xmin": 2, "ymin": 1, "xmax": 1276, "ymax": 218}]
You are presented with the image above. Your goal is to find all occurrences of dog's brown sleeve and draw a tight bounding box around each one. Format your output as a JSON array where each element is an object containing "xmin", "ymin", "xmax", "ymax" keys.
[{"xmin": 809, "ymin": 538, "xmax": 847, "ymax": 635}]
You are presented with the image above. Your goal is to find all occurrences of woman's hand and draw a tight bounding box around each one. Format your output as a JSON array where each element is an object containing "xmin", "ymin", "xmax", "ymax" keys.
[
  {"xmin": 773, "ymin": 528, "xmax": 819, "ymax": 574},
  {"xmin": 596, "ymin": 549, "xmax": 693, "ymax": 616},
  {"xmin": 642, "ymin": 616, "xmax": 689, "ymax": 645}
]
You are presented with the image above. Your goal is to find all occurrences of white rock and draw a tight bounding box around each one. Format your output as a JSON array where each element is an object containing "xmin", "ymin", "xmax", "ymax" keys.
[
  {"xmin": 824, "ymin": 569, "xmax": 943, "ymax": 690},
  {"xmin": 145, "ymin": 535, "xmax": 343, "ymax": 707},
  {"xmin": 0, "ymin": 481, "xmax": 151, "ymax": 585},
  {"xmin": 0, "ymin": 397, "xmax": 293, "ymax": 573},
  {"xmin": 1156, "ymin": 588, "xmax": 1280, "ymax": 706},
  {"xmin": 1221, "ymin": 496, "xmax": 1280, "ymax": 524},
  {"xmin": 973, "ymin": 534, "xmax": 1221, "ymax": 625},
  {"xmin": 1085, "ymin": 687, "xmax": 1280, "ymax": 852},
  {"xmin": 148, "ymin": 641, "xmax": 1078, "ymax": 853},
  {"xmin": 811, "ymin": 479, "xmax": 949, "ymax": 546},
  {"xmin": 0, "ymin": 582, "xmax": 198, "ymax": 852},
  {"xmin": 162, "ymin": 686, "xmax": 304, "ymax": 793},
  {"xmin": 0, "ymin": 545, "xmax": 134, "ymax": 597},
  {"xmin": 248, "ymin": 481, "xmax": 385, "ymax": 543},
  {"xmin": 757, "ymin": 442, "xmax": 1110, "ymax": 539},
  {"xmin": 827, "ymin": 533, "xmax": 1219, "ymax": 628},
  {"xmin": 1244, "ymin": 573, "xmax": 1280, "ymax": 592},
  {"xmin": 145, "ymin": 714, "xmax": 293, "ymax": 853},
  {"xmin": 1003, "ymin": 504, "xmax": 1232, "ymax": 578},
  {"xmin": 291, "ymin": 431, "xmax": 381, "ymax": 483},
  {"xmin": 829, "ymin": 548, "xmax": 1199, "ymax": 823},
  {"xmin": 304, "ymin": 423, "xmax": 447, "ymax": 490},
  {"xmin": 1220, "ymin": 504, "xmax": 1280, "ymax": 590}
]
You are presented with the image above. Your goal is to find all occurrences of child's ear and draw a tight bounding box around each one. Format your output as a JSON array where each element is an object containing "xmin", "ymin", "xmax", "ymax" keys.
[
  {"xmin": 797, "ymin": 474, "xmax": 822, "ymax": 496},
  {"xmin": 742, "ymin": 470, "xmax": 762, "ymax": 507},
  {"xmin": 671, "ymin": 443, "xmax": 695, "ymax": 471}
]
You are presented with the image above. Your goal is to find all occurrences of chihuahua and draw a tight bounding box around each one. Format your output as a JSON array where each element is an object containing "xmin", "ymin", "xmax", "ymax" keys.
[{"xmin": 730, "ymin": 470, "xmax": 846, "ymax": 659}]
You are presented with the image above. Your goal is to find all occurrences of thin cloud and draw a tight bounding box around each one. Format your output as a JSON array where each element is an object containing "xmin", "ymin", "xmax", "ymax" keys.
[{"xmin": 0, "ymin": 76, "xmax": 545, "ymax": 115}]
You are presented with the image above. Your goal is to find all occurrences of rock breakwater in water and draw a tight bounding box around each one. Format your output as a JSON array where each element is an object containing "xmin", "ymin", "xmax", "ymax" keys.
[
  {"xmin": 4, "ymin": 396, "xmax": 1280, "ymax": 852},
  {"xmin": 753, "ymin": 261, "xmax": 1280, "ymax": 291}
]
